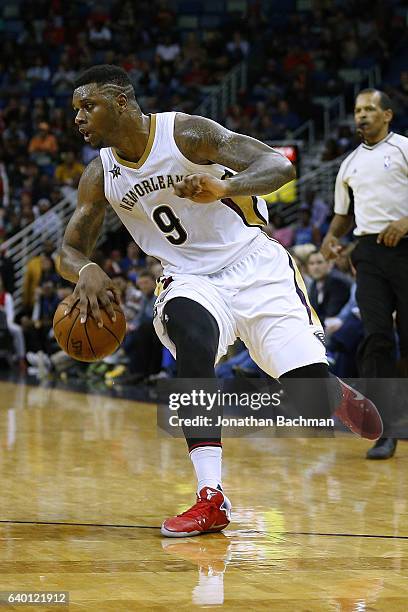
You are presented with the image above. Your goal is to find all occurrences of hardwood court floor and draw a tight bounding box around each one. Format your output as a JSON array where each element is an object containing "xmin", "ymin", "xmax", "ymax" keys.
[{"xmin": 0, "ymin": 380, "xmax": 407, "ymax": 611}]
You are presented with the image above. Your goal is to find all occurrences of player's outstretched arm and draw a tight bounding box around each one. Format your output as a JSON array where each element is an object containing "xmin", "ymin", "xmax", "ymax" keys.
[
  {"xmin": 173, "ymin": 114, "xmax": 296, "ymax": 203},
  {"xmin": 59, "ymin": 156, "xmax": 120, "ymax": 326}
]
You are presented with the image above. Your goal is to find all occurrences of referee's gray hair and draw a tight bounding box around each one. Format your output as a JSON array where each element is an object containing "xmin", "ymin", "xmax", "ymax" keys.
[{"xmin": 356, "ymin": 88, "xmax": 393, "ymax": 111}]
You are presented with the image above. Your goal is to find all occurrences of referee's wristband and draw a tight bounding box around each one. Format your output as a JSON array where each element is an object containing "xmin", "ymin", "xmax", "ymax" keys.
[{"xmin": 78, "ymin": 262, "xmax": 98, "ymax": 276}]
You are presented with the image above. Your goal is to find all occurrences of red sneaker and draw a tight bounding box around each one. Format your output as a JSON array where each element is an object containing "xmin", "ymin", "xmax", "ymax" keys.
[
  {"xmin": 334, "ymin": 380, "xmax": 383, "ymax": 440},
  {"xmin": 161, "ymin": 487, "xmax": 231, "ymax": 538}
]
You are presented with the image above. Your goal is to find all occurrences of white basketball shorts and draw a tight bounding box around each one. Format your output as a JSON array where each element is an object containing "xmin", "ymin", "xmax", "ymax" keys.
[{"xmin": 153, "ymin": 233, "xmax": 327, "ymax": 379}]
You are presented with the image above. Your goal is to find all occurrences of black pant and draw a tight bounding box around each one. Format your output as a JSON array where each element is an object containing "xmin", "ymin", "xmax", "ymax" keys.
[
  {"xmin": 352, "ymin": 236, "xmax": 408, "ymax": 377},
  {"xmin": 352, "ymin": 236, "xmax": 408, "ymax": 431}
]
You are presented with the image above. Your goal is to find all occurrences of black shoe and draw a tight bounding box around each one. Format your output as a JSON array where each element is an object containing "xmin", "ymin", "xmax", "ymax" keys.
[{"xmin": 366, "ymin": 437, "xmax": 397, "ymax": 460}]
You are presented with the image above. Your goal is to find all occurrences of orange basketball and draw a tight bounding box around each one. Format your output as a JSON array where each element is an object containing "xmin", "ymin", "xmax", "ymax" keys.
[{"xmin": 53, "ymin": 297, "xmax": 126, "ymax": 362}]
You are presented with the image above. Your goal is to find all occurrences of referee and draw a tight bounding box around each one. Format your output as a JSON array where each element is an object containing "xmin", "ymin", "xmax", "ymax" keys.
[{"xmin": 321, "ymin": 88, "xmax": 408, "ymax": 460}]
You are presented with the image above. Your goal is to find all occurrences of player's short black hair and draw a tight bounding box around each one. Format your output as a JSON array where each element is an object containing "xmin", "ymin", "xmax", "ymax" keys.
[
  {"xmin": 74, "ymin": 64, "xmax": 134, "ymax": 94},
  {"xmin": 356, "ymin": 88, "xmax": 393, "ymax": 112}
]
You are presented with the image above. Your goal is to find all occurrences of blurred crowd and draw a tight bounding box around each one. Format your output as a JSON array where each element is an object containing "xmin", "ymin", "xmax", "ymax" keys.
[
  {"xmin": 0, "ymin": 0, "xmax": 407, "ymax": 384},
  {"xmin": 224, "ymin": 1, "xmax": 408, "ymax": 150},
  {"xmin": 0, "ymin": 0, "xmax": 258, "ymax": 242},
  {"xmin": 265, "ymin": 188, "xmax": 331, "ymax": 249},
  {"xmin": 1, "ymin": 0, "xmax": 407, "ymax": 242}
]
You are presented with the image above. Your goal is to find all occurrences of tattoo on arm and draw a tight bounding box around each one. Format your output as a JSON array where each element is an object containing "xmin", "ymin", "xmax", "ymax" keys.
[
  {"xmin": 176, "ymin": 114, "xmax": 296, "ymax": 196},
  {"xmin": 67, "ymin": 200, "xmax": 105, "ymax": 254}
]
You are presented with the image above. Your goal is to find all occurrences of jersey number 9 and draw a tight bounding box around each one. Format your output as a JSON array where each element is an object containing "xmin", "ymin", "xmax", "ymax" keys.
[{"xmin": 152, "ymin": 205, "xmax": 188, "ymax": 245}]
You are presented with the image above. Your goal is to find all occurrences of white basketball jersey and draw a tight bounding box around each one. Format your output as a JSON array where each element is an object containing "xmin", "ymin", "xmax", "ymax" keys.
[{"xmin": 99, "ymin": 112, "xmax": 268, "ymax": 275}]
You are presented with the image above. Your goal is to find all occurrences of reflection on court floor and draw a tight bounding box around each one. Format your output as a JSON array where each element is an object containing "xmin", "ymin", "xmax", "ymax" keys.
[{"xmin": 0, "ymin": 380, "xmax": 407, "ymax": 610}]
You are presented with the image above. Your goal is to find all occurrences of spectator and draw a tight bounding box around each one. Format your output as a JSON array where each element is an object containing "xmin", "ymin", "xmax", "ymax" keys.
[
  {"xmin": 0, "ymin": 246, "xmax": 14, "ymax": 294},
  {"xmin": 28, "ymin": 122, "xmax": 58, "ymax": 166},
  {"xmin": 180, "ymin": 33, "xmax": 205, "ymax": 67},
  {"xmin": 226, "ymin": 31, "xmax": 250, "ymax": 61},
  {"xmin": 216, "ymin": 346, "xmax": 263, "ymax": 379},
  {"xmin": 321, "ymin": 139, "xmax": 340, "ymax": 162},
  {"xmin": 0, "ymin": 173, "xmax": 9, "ymax": 213},
  {"xmin": 26, "ymin": 57, "xmax": 51, "ymax": 85},
  {"xmin": 307, "ymin": 250, "xmax": 351, "ymax": 324},
  {"xmin": 0, "ymin": 273, "xmax": 26, "ymax": 370},
  {"xmin": 32, "ymin": 199, "xmax": 63, "ymax": 245},
  {"xmin": 32, "ymin": 99, "xmax": 50, "ymax": 125},
  {"xmin": 21, "ymin": 164, "xmax": 43, "ymax": 202},
  {"xmin": 48, "ymin": 187, "xmax": 64, "ymax": 209},
  {"xmin": 391, "ymin": 71, "xmax": 408, "ymax": 112},
  {"xmin": 225, "ymin": 105, "xmax": 243, "ymax": 131},
  {"xmin": 112, "ymin": 273, "xmax": 142, "ymax": 322},
  {"xmin": 0, "ymin": 208, "xmax": 5, "ymax": 241},
  {"xmin": 301, "ymin": 189, "xmax": 329, "ymax": 229},
  {"xmin": 81, "ymin": 143, "xmax": 100, "ymax": 165},
  {"xmin": 26, "ymin": 349, "xmax": 76, "ymax": 379},
  {"xmin": 103, "ymin": 250, "xmax": 123, "ymax": 276},
  {"xmin": 156, "ymin": 0, "xmax": 176, "ymax": 31},
  {"xmin": 341, "ymin": 33, "xmax": 360, "ymax": 65},
  {"xmin": 22, "ymin": 280, "xmax": 60, "ymax": 354},
  {"xmin": 20, "ymin": 204, "xmax": 35, "ymax": 229},
  {"xmin": 267, "ymin": 212, "xmax": 294, "ymax": 248},
  {"xmin": 325, "ymin": 282, "xmax": 364, "ymax": 378},
  {"xmin": 183, "ymin": 59, "xmax": 209, "ymax": 88},
  {"xmin": 120, "ymin": 242, "xmax": 145, "ymax": 274},
  {"xmin": 336, "ymin": 124, "xmax": 354, "ymax": 155},
  {"xmin": 2, "ymin": 120, "xmax": 27, "ymax": 153},
  {"xmin": 22, "ymin": 245, "xmax": 58, "ymax": 313},
  {"xmin": 156, "ymin": 34, "xmax": 181, "ymax": 66},
  {"xmin": 271, "ymin": 100, "xmax": 301, "ymax": 133},
  {"xmin": 55, "ymin": 151, "xmax": 84, "ymax": 188},
  {"xmin": 88, "ymin": 20, "xmax": 112, "ymax": 50},
  {"xmin": 4, "ymin": 213, "xmax": 21, "ymax": 240},
  {"xmin": 294, "ymin": 206, "xmax": 321, "ymax": 246},
  {"xmin": 109, "ymin": 271, "xmax": 162, "ymax": 384},
  {"xmin": 20, "ymin": 191, "xmax": 37, "ymax": 217},
  {"xmin": 52, "ymin": 60, "xmax": 77, "ymax": 95},
  {"xmin": 283, "ymin": 44, "xmax": 314, "ymax": 74}
]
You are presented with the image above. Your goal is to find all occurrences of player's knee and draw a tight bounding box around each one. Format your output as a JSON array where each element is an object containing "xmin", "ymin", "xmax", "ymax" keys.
[{"xmin": 164, "ymin": 297, "xmax": 219, "ymax": 362}]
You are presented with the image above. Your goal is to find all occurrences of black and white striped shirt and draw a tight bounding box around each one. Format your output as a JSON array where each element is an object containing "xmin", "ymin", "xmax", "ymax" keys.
[{"xmin": 334, "ymin": 132, "xmax": 408, "ymax": 235}]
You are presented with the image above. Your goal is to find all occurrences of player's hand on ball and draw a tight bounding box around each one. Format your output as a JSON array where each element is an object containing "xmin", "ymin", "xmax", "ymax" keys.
[
  {"xmin": 377, "ymin": 218, "xmax": 408, "ymax": 247},
  {"xmin": 174, "ymin": 173, "xmax": 228, "ymax": 203},
  {"xmin": 64, "ymin": 264, "xmax": 121, "ymax": 328},
  {"xmin": 320, "ymin": 235, "xmax": 343, "ymax": 260}
]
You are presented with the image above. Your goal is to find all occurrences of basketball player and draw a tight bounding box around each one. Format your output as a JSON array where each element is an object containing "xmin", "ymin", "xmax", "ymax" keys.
[{"xmin": 61, "ymin": 65, "xmax": 382, "ymax": 537}]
